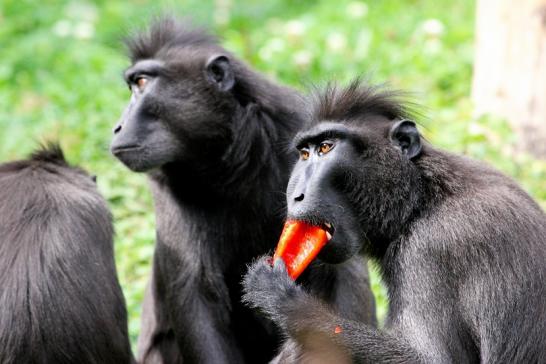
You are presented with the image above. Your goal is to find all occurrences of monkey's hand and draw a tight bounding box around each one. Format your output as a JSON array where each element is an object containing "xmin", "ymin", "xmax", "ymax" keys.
[
  {"xmin": 244, "ymin": 258, "xmax": 356, "ymax": 364},
  {"xmin": 242, "ymin": 257, "xmax": 304, "ymax": 330}
]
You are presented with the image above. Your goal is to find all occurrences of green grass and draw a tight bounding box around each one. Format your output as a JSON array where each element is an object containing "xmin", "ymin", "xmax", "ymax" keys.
[{"xmin": 1, "ymin": 0, "xmax": 545, "ymax": 346}]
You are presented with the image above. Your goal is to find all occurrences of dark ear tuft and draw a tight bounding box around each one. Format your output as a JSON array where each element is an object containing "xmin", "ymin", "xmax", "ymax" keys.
[
  {"xmin": 205, "ymin": 55, "xmax": 235, "ymax": 92},
  {"xmin": 30, "ymin": 142, "xmax": 68, "ymax": 166},
  {"xmin": 389, "ymin": 120, "xmax": 421, "ymax": 159}
]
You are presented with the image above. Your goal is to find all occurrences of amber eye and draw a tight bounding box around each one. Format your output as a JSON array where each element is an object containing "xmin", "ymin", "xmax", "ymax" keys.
[
  {"xmin": 136, "ymin": 77, "xmax": 148, "ymax": 90},
  {"xmin": 300, "ymin": 148, "xmax": 310, "ymax": 160},
  {"xmin": 318, "ymin": 141, "xmax": 334, "ymax": 155}
]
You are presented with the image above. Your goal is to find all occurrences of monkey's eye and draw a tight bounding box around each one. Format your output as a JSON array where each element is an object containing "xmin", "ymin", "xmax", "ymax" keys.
[
  {"xmin": 135, "ymin": 76, "xmax": 148, "ymax": 91},
  {"xmin": 299, "ymin": 148, "xmax": 310, "ymax": 161},
  {"xmin": 317, "ymin": 141, "xmax": 334, "ymax": 156}
]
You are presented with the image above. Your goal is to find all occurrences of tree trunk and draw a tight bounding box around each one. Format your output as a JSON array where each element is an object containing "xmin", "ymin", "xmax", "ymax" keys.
[{"xmin": 472, "ymin": 0, "xmax": 546, "ymax": 158}]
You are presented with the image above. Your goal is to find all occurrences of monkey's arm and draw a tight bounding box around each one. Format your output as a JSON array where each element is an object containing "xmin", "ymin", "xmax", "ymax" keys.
[
  {"xmin": 271, "ymin": 257, "xmax": 377, "ymax": 363},
  {"xmin": 137, "ymin": 268, "xmax": 182, "ymax": 364},
  {"xmin": 139, "ymin": 245, "xmax": 245, "ymax": 364},
  {"xmin": 243, "ymin": 258, "xmax": 423, "ymax": 364}
]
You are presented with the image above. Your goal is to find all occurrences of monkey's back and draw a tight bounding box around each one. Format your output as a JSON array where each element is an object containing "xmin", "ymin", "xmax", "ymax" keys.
[
  {"xmin": 0, "ymin": 151, "xmax": 133, "ymax": 364},
  {"xmin": 409, "ymin": 149, "xmax": 546, "ymax": 362}
]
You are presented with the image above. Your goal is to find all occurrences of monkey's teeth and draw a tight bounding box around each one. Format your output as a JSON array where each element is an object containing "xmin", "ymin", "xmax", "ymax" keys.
[
  {"xmin": 324, "ymin": 222, "xmax": 332, "ymax": 229},
  {"xmin": 326, "ymin": 231, "xmax": 332, "ymax": 241}
]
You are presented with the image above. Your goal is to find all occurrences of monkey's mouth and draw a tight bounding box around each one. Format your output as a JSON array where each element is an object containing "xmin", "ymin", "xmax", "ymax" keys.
[
  {"xmin": 321, "ymin": 222, "xmax": 335, "ymax": 241},
  {"xmin": 289, "ymin": 218, "xmax": 335, "ymax": 241},
  {"xmin": 111, "ymin": 144, "xmax": 142, "ymax": 153}
]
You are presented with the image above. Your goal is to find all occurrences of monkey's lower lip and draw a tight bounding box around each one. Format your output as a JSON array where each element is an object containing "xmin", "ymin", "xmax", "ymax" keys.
[{"xmin": 111, "ymin": 145, "xmax": 142, "ymax": 153}]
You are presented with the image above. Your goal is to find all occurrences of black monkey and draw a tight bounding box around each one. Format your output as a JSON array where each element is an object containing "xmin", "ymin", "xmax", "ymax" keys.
[
  {"xmin": 243, "ymin": 80, "xmax": 546, "ymax": 363},
  {"xmin": 0, "ymin": 144, "xmax": 133, "ymax": 364},
  {"xmin": 110, "ymin": 18, "xmax": 376, "ymax": 363}
]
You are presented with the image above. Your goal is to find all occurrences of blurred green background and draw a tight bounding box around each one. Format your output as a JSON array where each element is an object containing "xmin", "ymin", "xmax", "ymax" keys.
[{"xmin": 1, "ymin": 0, "xmax": 545, "ymax": 347}]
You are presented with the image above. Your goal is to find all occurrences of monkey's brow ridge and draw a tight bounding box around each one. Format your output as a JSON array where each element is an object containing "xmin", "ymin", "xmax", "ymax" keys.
[
  {"xmin": 293, "ymin": 127, "xmax": 349, "ymax": 149},
  {"xmin": 124, "ymin": 60, "xmax": 165, "ymax": 81}
]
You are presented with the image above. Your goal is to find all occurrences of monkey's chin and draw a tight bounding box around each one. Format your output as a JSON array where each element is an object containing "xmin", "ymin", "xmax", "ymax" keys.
[
  {"xmin": 113, "ymin": 154, "xmax": 158, "ymax": 173},
  {"xmin": 317, "ymin": 226, "xmax": 361, "ymax": 264},
  {"xmin": 111, "ymin": 147, "xmax": 163, "ymax": 173},
  {"xmin": 123, "ymin": 162, "xmax": 154, "ymax": 173}
]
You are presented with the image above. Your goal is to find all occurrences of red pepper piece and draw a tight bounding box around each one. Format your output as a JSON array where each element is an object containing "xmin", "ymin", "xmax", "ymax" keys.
[{"xmin": 273, "ymin": 220, "xmax": 329, "ymax": 280}]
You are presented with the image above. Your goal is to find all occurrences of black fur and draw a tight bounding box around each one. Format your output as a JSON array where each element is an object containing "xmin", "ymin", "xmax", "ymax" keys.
[
  {"xmin": 313, "ymin": 79, "xmax": 415, "ymax": 122},
  {"xmin": 0, "ymin": 144, "xmax": 133, "ymax": 363},
  {"xmin": 29, "ymin": 142, "xmax": 69, "ymax": 165},
  {"xmin": 243, "ymin": 80, "xmax": 546, "ymax": 363},
  {"xmin": 111, "ymin": 18, "xmax": 377, "ymax": 363},
  {"xmin": 126, "ymin": 17, "xmax": 218, "ymax": 63}
]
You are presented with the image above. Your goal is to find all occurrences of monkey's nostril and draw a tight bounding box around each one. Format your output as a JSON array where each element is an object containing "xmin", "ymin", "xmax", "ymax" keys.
[
  {"xmin": 294, "ymin": 193, "xmax": 304, "ymax": 202},
  {"xmin": 113, "ymin": 124, "xmax": 122, "ymax": 134}
]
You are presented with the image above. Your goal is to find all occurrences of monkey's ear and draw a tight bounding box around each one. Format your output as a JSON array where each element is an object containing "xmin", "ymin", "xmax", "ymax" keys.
[
  {"xmin": 389, "ymin": 119, "xmax": 421, "ymax": 159},
  {"xmin": 205, "ymin": 55, "xmax": 235, "ymax": 92}
]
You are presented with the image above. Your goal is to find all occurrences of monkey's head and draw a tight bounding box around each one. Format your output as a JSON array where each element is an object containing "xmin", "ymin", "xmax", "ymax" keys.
[
  {"xmin": 110, "ymin": 18, "xmax": 242, "ymax": 172},
  {"xmin": 0, "ymin": 143, "xmax": 112, "ymax": 243},
  {"xmin": 286, "ymin": 81, "xmax": 423, "ymax": 263},
  {"xmin": 25, "ymin": 143, "xmax": 100, "ymax": 190}
]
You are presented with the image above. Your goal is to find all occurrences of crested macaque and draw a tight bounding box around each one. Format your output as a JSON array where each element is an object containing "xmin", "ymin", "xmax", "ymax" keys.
[
  {"xmin": 244, "ymin": 80, "xmax": 546, "ymax": 363},
  {"xmin": 0, "ymin": 144, "xmax": 133, "ymax": 364},
  {"xmin": 110, "ymin": 18, "xmax": 376, "ymax": 363}
]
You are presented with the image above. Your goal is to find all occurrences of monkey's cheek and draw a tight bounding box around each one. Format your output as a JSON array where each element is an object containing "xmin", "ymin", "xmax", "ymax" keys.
[{"xmin": 317, "ymin": 233, "xmax": 359, "ymax": 264}]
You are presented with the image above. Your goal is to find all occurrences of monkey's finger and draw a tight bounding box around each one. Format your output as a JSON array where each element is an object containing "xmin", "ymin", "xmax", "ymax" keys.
[{"xmin": 273, "ymin": 257, "xmax": 288, "ymax": 273}]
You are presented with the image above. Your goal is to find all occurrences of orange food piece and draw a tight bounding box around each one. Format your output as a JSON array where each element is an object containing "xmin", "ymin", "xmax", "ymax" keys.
[
  {"xmin": 334, "ymin": 325, "xmax": 343, "ymax": 334},
  {"xmin": 273, "ymin": 220, "xmax": 329, "ymax": 280}
]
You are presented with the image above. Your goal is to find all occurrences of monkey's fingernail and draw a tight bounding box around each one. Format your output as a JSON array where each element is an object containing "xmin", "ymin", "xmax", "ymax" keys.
[{"xmin": 334, "ymin": 325, "xmax": 343, "ymax": 334}]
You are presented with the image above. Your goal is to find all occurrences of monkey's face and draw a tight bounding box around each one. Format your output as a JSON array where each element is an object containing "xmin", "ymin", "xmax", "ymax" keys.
[
  {"xmin": 287, "ymin": 122, "xmax": 363, "ymax": 264},
  {"xmin": 111, "ymin": 53, "xmax": 237, "ymax": 172},
  {"xmin": 286, "ymin": 119, "xmax": 422, "ymax": 263}
]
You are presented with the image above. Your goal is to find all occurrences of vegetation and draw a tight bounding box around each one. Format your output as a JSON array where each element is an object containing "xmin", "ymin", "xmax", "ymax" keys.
[{"xmin": 2, "ymin": 0, "xmax": 544, "ymax": 346}]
